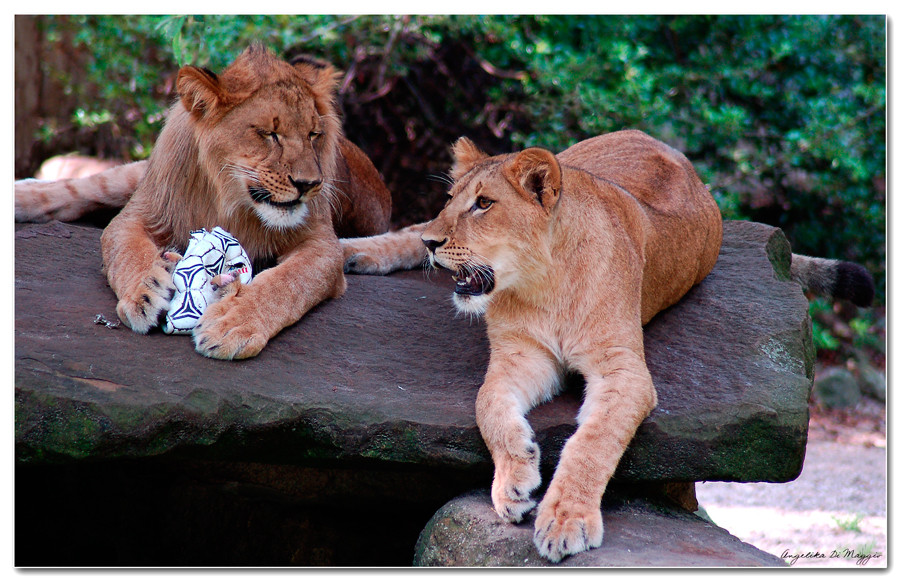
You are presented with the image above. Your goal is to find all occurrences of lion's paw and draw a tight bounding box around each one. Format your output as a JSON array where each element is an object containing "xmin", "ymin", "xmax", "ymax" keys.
[
  {"xmin": 192, "ymin": 290, "xmax": 269, "ymax": 360},
  {"xmin": 114, "ymin": 252, "xmax": 179, "ymax": 334},
  {"xmin": 490, "ymin": 440, "xmax": 542, "ymax": 523},
  {"xmin": 342, "ymin": 251, "xmax": 391, "ymax": 275},
  {"xmin": 533, "ymin": 489, "xmax": 604, "ymax": 562}
]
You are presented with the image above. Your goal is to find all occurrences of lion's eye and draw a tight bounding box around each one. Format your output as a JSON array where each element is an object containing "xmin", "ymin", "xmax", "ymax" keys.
[
  {"xmin": 258, "ymin": 129, "xmax": 280, "ymax": 144},
  {"xmin": 309, "ymin": 131, "xmax": 322, "ymax": 141},
  {"xmin": 474, "ymin": 196, "xmax": 494, "ymax": 211}
]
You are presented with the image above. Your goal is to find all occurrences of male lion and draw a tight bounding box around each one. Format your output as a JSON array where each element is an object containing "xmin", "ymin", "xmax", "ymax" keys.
[
  {"xmin": 15, "ymin": 44, "xmax": 391, "ymax": 359},
  {"xmin": 342, "ymin": 130, "xmax": 874, "ymax": 561}
]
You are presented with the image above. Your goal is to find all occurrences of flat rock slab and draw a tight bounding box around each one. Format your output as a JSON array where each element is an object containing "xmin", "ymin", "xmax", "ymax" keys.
[
  {"xmin": 15, "ymin": 220, "xmax": 813, "ymax": 483},
  {"xmin": 413, "ymin": 490, "xmax": 786, "ymax": 567}
]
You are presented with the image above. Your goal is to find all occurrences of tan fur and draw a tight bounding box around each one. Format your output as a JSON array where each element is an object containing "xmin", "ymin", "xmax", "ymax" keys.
[
  {"xmin": 418, "ymin": 130, "xmax": 723, "ymax": 561},
  {"xmin": 17, "ymin": 44, "xmax": 392, "ymax": 360},
  {"xmin": 107, "ymin": 45, "xmax": 354, "ymax": 360},
  {"xmin": 35, "ymin": 154, "xmax": 122, "ymax": 180},
  {"xmin": 16, "ymin": 162, "xmax": 144, "ymax": 222},
  {"xmin": 341, "ymin": 221, "xmax": 429, "ymax": 273},
  {"xmin": 342, "ymin": 131, "xmax": 873, "ymax": 561},
  {"xmin": 15, "ymin": 66, "xmax": 391, "ymax": 239}
]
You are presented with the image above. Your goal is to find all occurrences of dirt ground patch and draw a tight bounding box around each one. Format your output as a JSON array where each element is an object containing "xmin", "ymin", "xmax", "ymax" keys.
[{"xmin": 696, "ymin": 396, "xmax": 887, "ymax": 568}]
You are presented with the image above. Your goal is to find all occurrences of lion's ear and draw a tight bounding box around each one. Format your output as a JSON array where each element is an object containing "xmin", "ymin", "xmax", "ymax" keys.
[
  {"xmin": 504, "ymin": 148, "xmax": 562, "ymax": 209},
  {"xmin": 450, "ymin": 137, "xmax": 489, "ymax": 180},
  {"xmin": 291, "ymin": 55, "xmax": 343, "ymax": 107},
  {"xmin": 177, "ymin": 65, "xmax": 227, "ymax": 119}
]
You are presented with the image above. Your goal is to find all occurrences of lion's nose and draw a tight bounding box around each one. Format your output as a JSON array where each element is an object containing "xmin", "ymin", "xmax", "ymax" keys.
[
  {"xmin": 288, "ymin": 176, "xmax": 321, "ymax": 195},
  {"xmin": 422, "ymin": 236, "xmax": 448, "ymax": 252}
]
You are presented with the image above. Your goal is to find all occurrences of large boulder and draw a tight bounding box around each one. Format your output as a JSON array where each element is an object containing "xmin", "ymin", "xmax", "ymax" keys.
[
  {"xmin": 813, "ymin": 366, "xmax": 862, "ymax": 408},
  {"xmin": 414, "ymin": 490, "xmax": 786, "ymax": 567},
  {"xmin": 15, "ymin": 220, "xmax": 813, "ymax": 483}
]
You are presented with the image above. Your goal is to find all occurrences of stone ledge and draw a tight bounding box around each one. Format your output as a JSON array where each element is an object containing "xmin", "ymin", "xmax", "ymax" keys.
[
  {"xmin": 15, "ymin": 220, "xmax": 813, "ymax": 483},
  {"xmin": 413, "ymin": 490, "xmax": 786, "ymax": 567}
]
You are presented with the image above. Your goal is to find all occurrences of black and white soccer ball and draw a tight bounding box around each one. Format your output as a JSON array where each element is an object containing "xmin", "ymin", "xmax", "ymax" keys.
[{"xmin": 162, "ymin": 227, "xmax": 253, "ymax": 335}]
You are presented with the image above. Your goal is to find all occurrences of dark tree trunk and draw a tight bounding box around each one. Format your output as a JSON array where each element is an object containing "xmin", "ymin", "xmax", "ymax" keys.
[{"xmin": 15, "ymin": 15, "xmax": 42, "ymax": 178}]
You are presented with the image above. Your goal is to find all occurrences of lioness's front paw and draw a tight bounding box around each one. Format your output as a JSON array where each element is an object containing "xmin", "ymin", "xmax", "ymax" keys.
[
  {"xmin": 533, "ymin": 487, "xmax": 604, "ymax": 562},
  {"xmin": 342, "ymin": 251, "xmax": 389, "ymax": 275},
  {"xmin": 115, "ymin": 253, "xmax": 179, "ymax": 334},
  {"xmin": 490, "ymin": 440, "xmax": 542, "ymax": 522},
  {"xmin": 192, "ymin": 291, "xmax": 269, "ymax": 360}
]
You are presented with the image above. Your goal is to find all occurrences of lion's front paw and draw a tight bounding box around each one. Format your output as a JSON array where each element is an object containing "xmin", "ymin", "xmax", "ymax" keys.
[
  {"xmin": 192, "ymin": 291, "xmax": 269, "ymax": 360},
  {"xmin": 533, "ymin": 487, "xmax": 604, "ymax": 562},
  {"xmin": 114, "ymin": 253, "xmax": 179, "ymax": 333},
  {"xmin": 490, "ymin": 440, "xmax": 542, "ymax": 523}
]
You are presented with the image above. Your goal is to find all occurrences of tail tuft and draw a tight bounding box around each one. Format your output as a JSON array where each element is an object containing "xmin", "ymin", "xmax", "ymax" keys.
[
  {"xmin": 790, "ymin": 254, "xmax": 876, "ymax": 308},
  {"xmin": 834, "ymin": 261, "xmax": 875, "ymax": 307}
]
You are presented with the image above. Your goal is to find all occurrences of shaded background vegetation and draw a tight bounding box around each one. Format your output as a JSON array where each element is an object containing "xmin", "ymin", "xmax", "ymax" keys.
[{"xmin": 14, "ymin": 14, "xmax": 885, "ymax": 366}]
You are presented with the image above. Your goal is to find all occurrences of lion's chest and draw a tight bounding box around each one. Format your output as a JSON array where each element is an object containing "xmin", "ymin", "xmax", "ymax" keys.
[{"xmin": 486, "ymin": 301, "xmax": 598, "ymax": 369}]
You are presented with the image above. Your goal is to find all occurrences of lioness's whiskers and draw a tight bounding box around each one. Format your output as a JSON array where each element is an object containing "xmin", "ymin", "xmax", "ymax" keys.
[
  {"xmin": 464, "ymin": 252, "xmax": 494, "ymax": 282},
  {"xmin": 423, "ymin": 258, "xmax": 436, "ymax": 281},
  {"xmin": 427, "ymin": 173, "xmax": 455, "ymax": 187}
]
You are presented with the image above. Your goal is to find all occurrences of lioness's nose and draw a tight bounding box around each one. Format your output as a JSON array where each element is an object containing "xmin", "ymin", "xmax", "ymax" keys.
[
  {"xmin": 422, "ymin": 236, "xmax": 447, "ymax": 252},
  {"xmin": 288, "ymin": 176, "xmax": 321, "ymax": 195}
]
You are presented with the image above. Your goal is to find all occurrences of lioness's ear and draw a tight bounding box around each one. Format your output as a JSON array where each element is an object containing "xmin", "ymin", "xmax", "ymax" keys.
[
  {"xmin": 450, "ymin": 137, "xmax": 490, "ymax": 180},
  {"xmin": 177, "ymin": 65, "xmax": 227, "ymax": 119},
  {"xmin": 504, "ymin": 148, "xmax": 562, "ymax": 209}
]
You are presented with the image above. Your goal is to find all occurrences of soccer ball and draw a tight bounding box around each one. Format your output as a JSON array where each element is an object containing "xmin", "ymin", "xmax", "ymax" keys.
[{"xmin": 162, "ymin": 227, "xmax": 252, "ymax": 335}]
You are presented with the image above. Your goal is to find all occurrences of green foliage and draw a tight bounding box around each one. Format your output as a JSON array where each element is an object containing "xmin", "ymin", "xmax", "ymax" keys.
[
  {"xmin": 42, "ymin": 16, "xmax": 172, "ymax": 158},
  {"xmin": 832, "ymin": 513, "xmax": 864, "ymax": 533},
  {"xmin": 32, "ymin": 15, "xmax": 885, "ymax": 303},
  {"xmin": 849, "ymin": 314, "xmax": 884, "ymax": 352},
  {"xmin": 458, "ymin": 16, "xmax": 885, "ymax": 299},
  {"xmin": 809, "ymin": 299, "xmax": 842, "ymax": 352},
  {"xmin": 809, "ymin": 296, "xmax": 885, "ymax": 359},
  {"xmin": 855, "ymin": 541, "xmax": 877, "ymax": 557}
]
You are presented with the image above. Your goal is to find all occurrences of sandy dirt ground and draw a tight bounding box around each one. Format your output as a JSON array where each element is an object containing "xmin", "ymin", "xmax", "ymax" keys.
[{"xmin": 695, "ymin": 396, "xmax": 887, "ymax": 568}]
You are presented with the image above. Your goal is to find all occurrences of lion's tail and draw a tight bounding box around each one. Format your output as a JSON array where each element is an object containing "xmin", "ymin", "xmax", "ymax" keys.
[
  {"xmin": 15, "ymin": 160, "xmax": 145, "ymax": 223},
  {"xmin": 790, "ymin": 254, "xmax": 875, "ymax": 307}
]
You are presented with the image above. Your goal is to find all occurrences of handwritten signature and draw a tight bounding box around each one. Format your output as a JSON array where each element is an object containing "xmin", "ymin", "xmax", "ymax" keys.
[{"xmin": 781, "ymin": 548, "xmax": 883, "ymax": 566}]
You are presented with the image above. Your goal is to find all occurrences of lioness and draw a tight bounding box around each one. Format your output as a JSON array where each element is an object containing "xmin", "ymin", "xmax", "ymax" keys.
[
  {"xmin": 342, "ymin": 130, "xmax": 874, "ymax": 561},
  {"xmin": 15, "ymin": 44, "xmax": 392, "ymax": 359}
]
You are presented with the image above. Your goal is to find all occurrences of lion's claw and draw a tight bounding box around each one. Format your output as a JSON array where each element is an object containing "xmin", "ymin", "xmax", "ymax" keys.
[
  {"xmin": 533, "ymin": 494, "xmax": 604, "ymax": 562},
  {"xmin": 192, "ymin": 292, "xmax": 269, "ymax": 360},
  {"xmin": 115, "ymin": 253, "xmax": 178, "ymax": 333}
]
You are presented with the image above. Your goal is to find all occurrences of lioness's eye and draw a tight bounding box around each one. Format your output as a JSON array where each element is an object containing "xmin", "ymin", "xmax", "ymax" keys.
[{"xmin": 474, "ymin": 196, "xmax": 494, "ymax": 211}]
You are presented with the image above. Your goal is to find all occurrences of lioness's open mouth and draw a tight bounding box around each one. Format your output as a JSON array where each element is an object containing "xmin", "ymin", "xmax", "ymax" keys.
[
  {"xmin": 249, "ymin": 186, "xmax": 304, "ymax": 209},
  {"xmin": 452, "ymin": 264, "xmax": 495, "ymax": 296}
]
